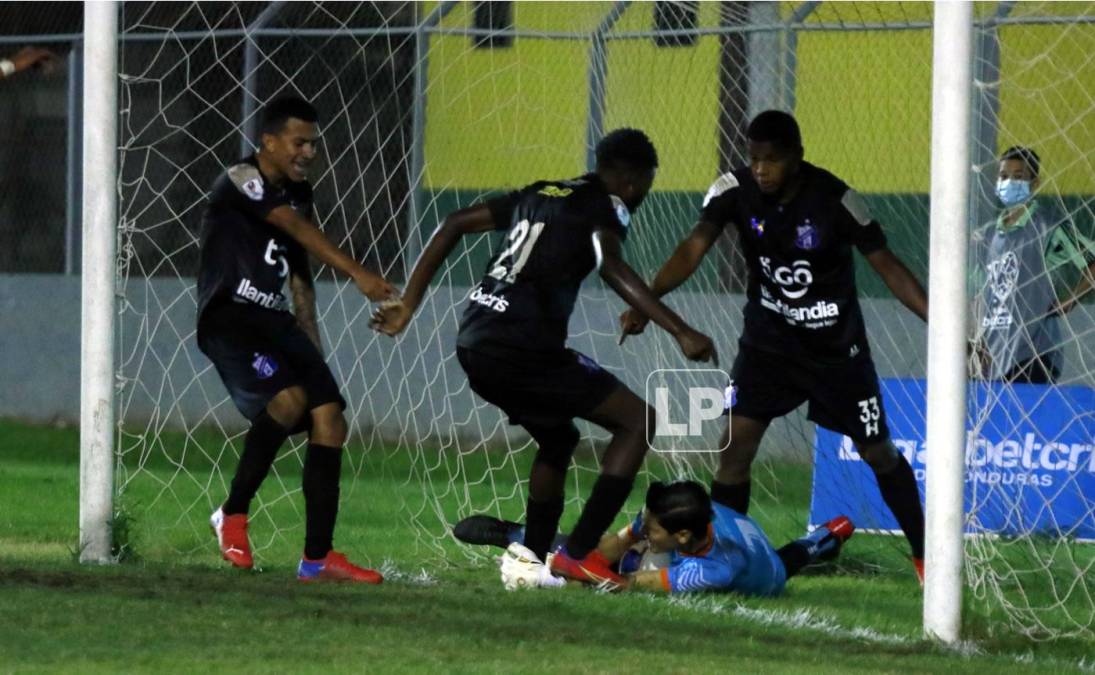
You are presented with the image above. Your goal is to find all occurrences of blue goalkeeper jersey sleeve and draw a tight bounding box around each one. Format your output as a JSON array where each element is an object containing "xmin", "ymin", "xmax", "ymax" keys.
[{"xmin": 637, "ymin": 503, "xmax": 787, "ymax": 596}]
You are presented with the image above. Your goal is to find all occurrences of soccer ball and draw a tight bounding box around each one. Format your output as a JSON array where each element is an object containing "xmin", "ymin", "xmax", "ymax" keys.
[
  {"xmin": 619, "ymin": 539, "xmax": 671, "ymax": 574},
  {"xmin": 500, "ymin": 542, "xmax": 564, "ymax": 591}
]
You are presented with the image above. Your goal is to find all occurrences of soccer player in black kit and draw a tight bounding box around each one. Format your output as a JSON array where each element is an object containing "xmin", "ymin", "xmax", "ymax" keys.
[
  {"xmin": 372, "ymin": 129, "xmax": 717, "ymax": 587},
  {"xmin": 620, "ymin": 111, "xmax": 931, "ymax": 583},
  {"xmin": 196, "ymin": 96, "xmax": 395, "ymax": 582}
]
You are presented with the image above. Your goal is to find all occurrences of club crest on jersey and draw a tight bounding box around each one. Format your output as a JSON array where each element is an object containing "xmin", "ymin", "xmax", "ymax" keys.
[
  {"xmin": 228, "ymin": 163, "xmax": 265, "ymax": 201},
  {"xmin": 795, "ymin": 220, "xmax": 819, "ymax": 250},
  {"xmin": 750, "ymin": 217, "xmax": 765, "ymax": 237},
  {"xmin": 251, "ymin": 353, "xmax": 277, "ymax": 379},
  {"xmin": 242, "ymin": 178, "xmax": 264, "ymax": 201}
]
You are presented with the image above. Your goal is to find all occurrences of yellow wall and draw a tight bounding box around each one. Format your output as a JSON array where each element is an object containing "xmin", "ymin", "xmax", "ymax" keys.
[
  {"xmin": 421, "ymin": 2, "xmax": 607, "ymax": 191},
  {"xmin": 603, "ymin": 3, "xmax": 723, "ymax": 190},
  {"xmin": 795, "ymin": 27, "xmax": 934, "ymax": 193},
  {"xmin": 422, "ymin": 2, "xmax": 725, "ymax": 191},
  {"xmin": 422, "ymin": 1, "xmax": 1095, "ymax": 194},
  {"xmin": 996, "ymin": 22, "xmax": 1095, "ymax": 194}
]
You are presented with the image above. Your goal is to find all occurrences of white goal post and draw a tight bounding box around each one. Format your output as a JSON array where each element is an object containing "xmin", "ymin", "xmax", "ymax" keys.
[
  {"xmin": 79, "ymin": 0, "xmax": 120, "ymax": 565},
  {"xmin": 924, "ymin": 0, "xmax": 973, "ymax": 645}
]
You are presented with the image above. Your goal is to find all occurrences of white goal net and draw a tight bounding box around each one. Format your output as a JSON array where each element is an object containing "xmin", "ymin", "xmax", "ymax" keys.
[{"xmin": 110, "ymin": 1, "xmax": 1094, "ymax": 640}]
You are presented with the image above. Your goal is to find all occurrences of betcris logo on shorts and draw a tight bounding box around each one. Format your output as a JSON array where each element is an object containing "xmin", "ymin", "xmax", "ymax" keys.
[
  {"xmin": 468, "ymin": 284, "xmax": 509, "ymax": 313},
  {"xmin": 757, "ymin": 256, "xmax": 839, "ymax": 329},
  {"xmin": 809, "ymin": 378, "xmax": 1095, "ymax": 540}
]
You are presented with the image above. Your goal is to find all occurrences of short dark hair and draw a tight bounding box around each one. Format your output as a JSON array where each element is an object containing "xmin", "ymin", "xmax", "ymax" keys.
[
  {"xmin": 747, "ymin": 110, "xmax": 802, "ymax": 153},
  {"xmin": 260, "ymin": 96, "xmax": 318, "ymax": 136},
  {"xmin": 595, "ymin": 128, "xmax": 659, "ymax": 174},
  {"xmin": 646, "ymin": 481, "xmax": 713, "ymax": 539},
  {"xmin": 1000, "ymin": 146, "xmax": 1040, "ymax": 178}
]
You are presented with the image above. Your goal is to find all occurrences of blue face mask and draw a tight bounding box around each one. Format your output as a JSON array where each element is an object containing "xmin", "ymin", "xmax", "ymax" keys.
[{"xmin": 996, "ymin": 178, "xmax": 1032, "ymax": 207}]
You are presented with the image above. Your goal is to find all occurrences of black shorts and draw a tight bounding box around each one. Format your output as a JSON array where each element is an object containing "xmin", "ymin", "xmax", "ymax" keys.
[
  {"xmin": 729, "ymin": 342, "xmax": 889, "ymax": 444},
  {"xmin": 197, "ymin": 303, "xmax": 345, "ymax": 428},
  {"xmin": 456, "ymin": 346, "xmax": 620, "ymax": 430}
]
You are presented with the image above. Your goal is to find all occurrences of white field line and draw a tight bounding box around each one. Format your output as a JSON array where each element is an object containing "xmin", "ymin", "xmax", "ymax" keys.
[{"xmin": 656, "ymin": 594, "xmax": 912, "ymax": 646}]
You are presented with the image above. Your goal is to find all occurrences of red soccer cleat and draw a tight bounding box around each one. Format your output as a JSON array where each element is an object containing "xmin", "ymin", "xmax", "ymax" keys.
[
  {"xmin": 210, "ymin": 507, "xmax": 253, "ymax": 569},
  {"xmin": 550, "ymin": 547, "xmax": 625, "ymax": 591},
  {"xmin": 912, "ymin": 556, "xmax": 925, "ymax": 586},
  {"xmin": 297, "ymin": 551, "xmax": 384, "ymax": 584},
  {"xmin": 823, "ymin": 515, "xmax": 855, "ymax": 543}
]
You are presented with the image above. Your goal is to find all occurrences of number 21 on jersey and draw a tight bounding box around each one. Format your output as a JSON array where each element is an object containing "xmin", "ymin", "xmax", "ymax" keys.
[{"xmin": 489, "ymin": 219, "xmax": 545, "ymax": 283}]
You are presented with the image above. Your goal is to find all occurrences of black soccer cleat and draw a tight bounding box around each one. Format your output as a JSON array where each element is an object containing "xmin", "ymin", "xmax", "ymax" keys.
[{"xmin": 452, "ymin": 515, "xmax": 523, "ymax": 549}]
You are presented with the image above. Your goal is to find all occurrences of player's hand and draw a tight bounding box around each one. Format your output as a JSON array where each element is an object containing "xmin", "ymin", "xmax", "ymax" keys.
[
  {"xmin": 370, "ymin": 298, "xmax": 412, "ymax": 337},
  {"xmin": 354, "ymin": 270, "xmax": 397, "ymax": 302},
  {"xmin": 675, "ymin": 328, "xmax": 718, "ymax": 367},
  {"xmin": 618, "ymin": 308, "xmax": 650, "ymax": 345},
  {"xmin": 11, "ymin": 47, "xmax": 59, "ymax": 75}
]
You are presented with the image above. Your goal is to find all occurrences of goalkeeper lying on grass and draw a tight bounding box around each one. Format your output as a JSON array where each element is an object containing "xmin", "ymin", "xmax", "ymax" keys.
[{"xmin": 456, "ymin": 480, "xmax": 853, "ymax": 594}]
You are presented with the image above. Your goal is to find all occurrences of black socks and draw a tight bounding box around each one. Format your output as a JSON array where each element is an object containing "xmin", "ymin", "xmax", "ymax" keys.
[
  {"xmin": 874, "ymin": 453, "xmax": 925, "ymax": 559},
  {"xmin": 523, "ymin": 496, "xmax": 565, "ymax": 561},
  {"xmin": 302, "ymin": 443, "xmax": 342, "ymax": 560},
  {"xmin": 564, "ymin": 474, "xmax": 633, "ymax": 560},
  {"xmin": 776, "ymin": 542, "xmax": 812, "ymax": 578},
  {"xmin": 710, "ymin": 479, "xmax": 751, "ymax": 514},
  {"xmin": 223, "ymin": 410, "xmax": 290, "ymax": 515}
]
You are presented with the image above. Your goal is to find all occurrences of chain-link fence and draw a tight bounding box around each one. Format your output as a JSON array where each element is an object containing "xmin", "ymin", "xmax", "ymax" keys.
[{"xmin": 0, "ymin": 2, "xmax": 82, "ymax": 273}]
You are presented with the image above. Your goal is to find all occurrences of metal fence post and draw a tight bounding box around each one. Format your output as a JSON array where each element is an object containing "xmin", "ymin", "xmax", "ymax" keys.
[
  {"xmin": 406, "ymin": 1, "xmax": 457, "ymax": 274},
  {"xmin": 65, "ymin": 40, "xmax": 84, "ymax": 276},
  {"xmin": 781, "ymin": 1, "xmax": 820, "ymax": 112},
  {"xmin": 970, "ymin": 1, "xmax": 1016, "ymax": 231},
  {"xmin": 585, "ymin": 1, "xmax": 631, "ymax": 172},
  {"xmin": 239, "ymin": 1, "xmax": 286, "ymax": 157}
]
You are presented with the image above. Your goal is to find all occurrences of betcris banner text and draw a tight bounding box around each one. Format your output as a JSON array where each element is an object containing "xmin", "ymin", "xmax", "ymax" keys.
[{"xmin": 810, "ymin": 378, "xmax": 1095, "ymax": 541}]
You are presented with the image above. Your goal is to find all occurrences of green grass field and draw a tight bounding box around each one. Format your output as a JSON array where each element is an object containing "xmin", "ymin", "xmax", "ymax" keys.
[{"xmin": 1, "ymin": 420, "xmax": 1092, "ymax": 673}]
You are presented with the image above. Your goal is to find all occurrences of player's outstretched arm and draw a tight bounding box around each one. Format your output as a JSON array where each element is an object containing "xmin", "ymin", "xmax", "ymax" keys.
[
  {"xmin": 597, "ymin": 524, "xmax": 641, "ymax": 564},
  {"xmin": 372, "ymin": 204, "xmax": 498, "ymax": 336},
  {"xmin": 265, "ymin": 205, "xmax": 395, "ymax": 301},
  {"xmin": 619, "ymin": 219, "xmax": 722, "ymax": 341},
  {"xmin": 1, "ymin": 47, "xmax": 58, "ymax": 80},
  {"xmin": 594, "ymin": 225, "xmax": 718, "ymax": 365},
  {"xmin": 866, "ymin": 246, "xmax": 928, "ymax": 322}
]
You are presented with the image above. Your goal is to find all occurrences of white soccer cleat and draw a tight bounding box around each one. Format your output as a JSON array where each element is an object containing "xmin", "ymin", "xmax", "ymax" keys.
[{"xmin": 500, "ymin": 542, "xmax": 565, "ymax": 591}]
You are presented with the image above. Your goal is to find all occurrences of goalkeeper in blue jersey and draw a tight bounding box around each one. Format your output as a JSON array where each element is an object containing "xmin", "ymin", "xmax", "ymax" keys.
[
  {"xmin": 458, "ymin": 480, "xmax": 853, "ymax": 595},
  {"xmin": 608, "ymin": 481, "xmax": 853, "ymax": 594}
]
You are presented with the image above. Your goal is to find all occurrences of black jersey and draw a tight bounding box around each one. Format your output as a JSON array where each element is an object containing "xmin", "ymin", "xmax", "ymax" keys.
[
  {"xmin": 701, "ymin": 162, "xmax": 887, "ymax": 362},
  {"xmin": 456, "ymin": 174, "xmax": 630, "ymax": 358},
  {"xmin": 195, "ymin": 156, "xmax": 313, "ymax": 324}
]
